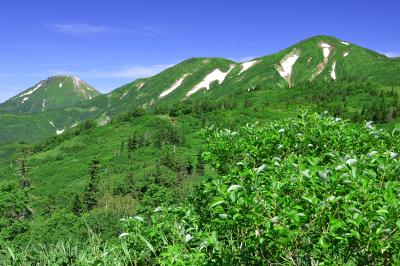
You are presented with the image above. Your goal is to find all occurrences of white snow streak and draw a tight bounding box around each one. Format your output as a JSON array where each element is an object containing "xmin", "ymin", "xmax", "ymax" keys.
[
  {"xmin": 56, "ymin": 129, "xmax": 65, "ymax": 135},
  {"xmin": 159, "ymin": 74, "xmax": 189, "ymax": 98},
  {"xmin": 137, "ymin": 82, "xmax": 145, "ymax": 89},
  {"xmin": 320, "ymin": 43, "xmax": 331, "ymax": 59},
  {"xmin": 41, "ymin": 99, "xmax": 46, "ymax": 111},
  {"xmin": 73, "ymin": 77, "xmax": 81, "ymax": 88},
  {"xmin": 21, "ymin": 97, "xmax": 29, "ymax": 104},
  {"xmin": 276, "ymin": 49, "xmax": 300, "ymax": 86},
  {"xmin": 120, "ymin": 90, "xmax": 129, "ymax": 100},
  {"xmin": 19, "ymin": 82, "xmax": 42, "ymax": 98},
  {"xmin": 59, "ymin": 82, "xmax": 63, "ymax": 88},
  {"xmin": 49, "ymin": 121, "xmax": 55, "ymax": 127},
  {"xmin": 341, "ymin": 41, "xmax": 350, "ymax": 45},
  {"xmin": 330, "ymin": 61, "xmax": 337, "ymax": 80},
  {"xmin": 343, "ymin": 51, "xmax": 350, "ymax": 57},
  {"xmin": 186, "ymin": 65, "xmax": 235, "ymax": 97},
  {"xmin": 310, "ymin": 43, "xmax": 333, "ymax": 81},
  {"xmin": 238, "ymin": 60, "xmax": 258, "ymax": 75}
]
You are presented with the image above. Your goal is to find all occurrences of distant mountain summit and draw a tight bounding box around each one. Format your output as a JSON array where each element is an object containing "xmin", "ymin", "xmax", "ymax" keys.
[{"xmin": 0, "ymin": 75, "xmax": 100, "ymax": 114}]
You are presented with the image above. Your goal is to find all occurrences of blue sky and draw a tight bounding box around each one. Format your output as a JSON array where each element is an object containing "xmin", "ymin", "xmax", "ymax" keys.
[{"xmin": 0, "ymin": 0, "xmax": 399, "ymax": 102}]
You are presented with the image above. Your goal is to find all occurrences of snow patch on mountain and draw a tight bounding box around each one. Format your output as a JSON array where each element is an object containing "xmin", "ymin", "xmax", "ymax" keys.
[
  {"xmin": 341, "ymin": 41, "xmax": 350, "ymax": 45},
  {"xmin": 343, "ymin": 51, "xmax": 350, "ymax": 57},
  {"xmin": 71, "ymin": 76, "xmax": 91, "ymax": 99},
  {"xmin": 59, "ymin": 82, "xmax": 63, "ymax": 88},
  {"xmin": 75, "ymin": 81, "xmax": 94, "ymax": 99},
  {"xmin": 238, "ymin": 60, "xmax": 259, "ymax": 75},
  {"xmin": 73, "ymin": 77, "xmax": 81, "ymax": 88},
  {"xmin": 48, "ymin": 120, "xmax": 72, "ymax": 136},
  {"xmin": 19, "ymin": 82, "xmax": 42, "ymax": 98},
  {"xmin": 186, "ymin": 65, "xmax": 235, "ymax": 97},
  {"xmin": 276, "ymin": 49, "xmax": 300, "ymax": 87},
  {"xmin": 21, "ymin": 97, "xmax": 29, "ymax": 104},
  {"xmin": 330, "ymin": 61, "xmax": 337, "ymax": 80},
  {"xmin": 311, "ymin": 43, "xmax": 333, "ymax": 81},
  {"xmin": 120, "ymin": 90, "xmax": 130, "ymax": 100},
  {"xmin": 138, "ymin": 82, "xmax": 145, "ymax": 89},
  {"xmin": 149, "ymin": 98, "xmax": 155, "ymax": 106},
  {"xmin": 41, "ymin": 99, "xmax": 46, "ymax": 111},
  {"xmin": 320, "ymin": 43, "xmax": 332, "ymax": 59},
  {"xmin": 159, "ymin": 74, "xmax": 189, "ymax": 98}
]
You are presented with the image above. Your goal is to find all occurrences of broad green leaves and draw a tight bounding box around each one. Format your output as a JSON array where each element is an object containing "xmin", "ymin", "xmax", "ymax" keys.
[{"xmin": 121, "ymin": 113, "xmax": 400, "ymax": 264}]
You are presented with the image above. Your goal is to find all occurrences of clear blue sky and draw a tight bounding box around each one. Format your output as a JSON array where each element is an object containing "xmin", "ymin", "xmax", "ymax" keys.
[{"xmin": 0, "ymin": 0, "xmax": 399, "ymax": 102}]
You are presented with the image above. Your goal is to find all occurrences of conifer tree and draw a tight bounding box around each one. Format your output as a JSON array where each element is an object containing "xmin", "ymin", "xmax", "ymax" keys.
[
  {"xmin": 42, "ymin": 194, "xmax": 55, "ymax": 217},
  {"xmin": 18, "ymin": 147, "xmax": 31, "ymax": 189},
  {"xmin": 83, "ymin": 159, "xmax": 100, "ymax": 211},
  {"xmin": 196, "ymin": 152, "xmax": 205, "ymax": 176},
  {"xmin": 71, "ymin": 194, "xmax": 83, "ymax": 216}
]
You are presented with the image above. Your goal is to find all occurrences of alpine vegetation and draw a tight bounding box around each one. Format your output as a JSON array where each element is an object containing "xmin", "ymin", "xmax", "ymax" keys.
[
  {"xmin": 0, "ymin": 35, "xmax": 400, "ymax": 265},
  {"xmin": 1, "ymin": 113, "xmax": 399, "ymax": 264}
]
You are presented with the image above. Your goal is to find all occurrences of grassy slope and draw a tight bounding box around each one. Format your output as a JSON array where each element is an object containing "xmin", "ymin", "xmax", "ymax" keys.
[
  {"xmin": 1, "ymin": 78, "xmax": 398, "ymax": 205},
  {"xmin": 0, "ymin": 107, "xmax": 105, "ymax": 144}
]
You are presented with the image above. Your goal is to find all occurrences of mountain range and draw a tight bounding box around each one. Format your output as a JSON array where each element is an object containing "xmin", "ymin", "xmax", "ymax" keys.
[{"xmin": 0, "ymin": 35, "xmax": 399, "ymax": 145}]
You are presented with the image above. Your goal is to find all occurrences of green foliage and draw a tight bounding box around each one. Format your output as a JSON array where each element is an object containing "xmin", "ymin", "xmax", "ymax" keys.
[
  {"xmin": 153, "ymin": 120, "xmax": 182, "ymax": 148},
  {"xmin": 0, "ymin": 182, "xmax": 31, "ymax": 242},
  {"xmin": 32, "ymin": 119, "xmax": 98, "ymax": 153},
  {"xmin": 112, "ymin": 107, "xmax": 146, "ymax": 124},
  {"xmin": 1, "ymin": 111, "xmax": 400, "ymax": 264},
  {"xmin": 119, "ymin": 113, "xmax": 400, "ymax": 264}
]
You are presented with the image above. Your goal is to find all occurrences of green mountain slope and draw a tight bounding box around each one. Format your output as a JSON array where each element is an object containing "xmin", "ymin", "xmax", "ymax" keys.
[
  {"xmin": 0, "ymin": 76, "xmax": 100, "ymax": 114},
  {"xmin": 105, "ymin": 57, "xmax": 234, "ymax": 112},
  {"xmin": 2, "ymin": 77, "xmax": 399, "ymax": 202},
  {"xmin": 0, "ymin": 107, "xmax": 105, "ymax": 144},
  {"xmin": 67, "ymin": 35, "xmax": 400, "ymax": 120},
  {"xmin": 107, "ymin": 35, "xmax": 400, "ymax": 107}
]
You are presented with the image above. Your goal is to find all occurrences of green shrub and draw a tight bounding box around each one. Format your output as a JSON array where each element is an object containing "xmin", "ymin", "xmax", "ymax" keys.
[{"xmin": 120, "ymin": 113, "xmax": 400, "ymax": 265}]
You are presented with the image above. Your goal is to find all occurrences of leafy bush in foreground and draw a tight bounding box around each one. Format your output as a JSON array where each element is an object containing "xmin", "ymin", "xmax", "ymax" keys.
[{"xmin": 121, "ymin": 112, "xmax": 400, "ymax": 265}]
